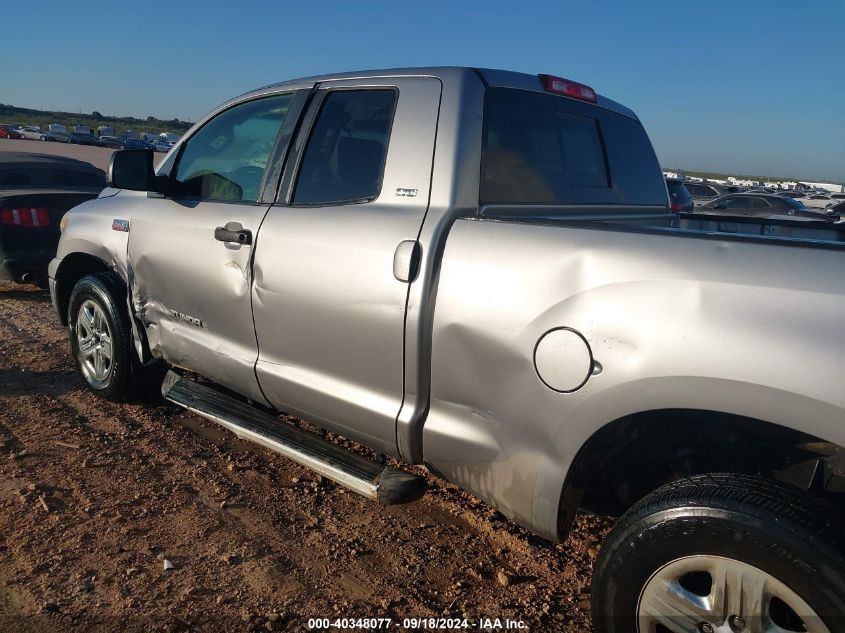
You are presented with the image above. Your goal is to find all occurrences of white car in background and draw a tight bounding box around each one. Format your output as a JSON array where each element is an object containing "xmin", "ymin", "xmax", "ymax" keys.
[
  {"xmin": 18, "ymin": 126, "xmax": 58, "ymax": 141},
  {"xmin": 151, "ymin": 138, "xmax": 172, "ymax": 152},
  {"xmin": 802, "ymin": 193, "xmax": 836, "ymax": 209}
]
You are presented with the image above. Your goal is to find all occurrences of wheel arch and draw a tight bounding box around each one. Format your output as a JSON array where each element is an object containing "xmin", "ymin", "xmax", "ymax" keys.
[
  {"xmin": 53, "ymin": 253, "xmax": 114, "ymax": 325},
  {"xmin": 555, "ymin": 407, "xmax": 845, "ymax": 539}
]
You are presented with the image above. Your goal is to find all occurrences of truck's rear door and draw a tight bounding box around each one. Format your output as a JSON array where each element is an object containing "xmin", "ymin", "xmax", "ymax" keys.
[{"xmin": 252, "ymin": 77, "xmax": 441, "ymax": 455}]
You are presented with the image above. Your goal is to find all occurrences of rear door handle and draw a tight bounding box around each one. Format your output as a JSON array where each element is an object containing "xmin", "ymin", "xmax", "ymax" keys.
[{"xmin": 214, "ymin": 221, "xmax": 252, "ymax": 245}]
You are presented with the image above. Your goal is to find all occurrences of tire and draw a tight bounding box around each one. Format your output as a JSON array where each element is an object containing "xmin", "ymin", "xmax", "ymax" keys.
[
  {"xmin": 592, "ymin": 473, "xmax": 845, "ymax": 633},
  {"xmin": 68, "ymin": 273, "xmax": 135, "ymax": 401}
]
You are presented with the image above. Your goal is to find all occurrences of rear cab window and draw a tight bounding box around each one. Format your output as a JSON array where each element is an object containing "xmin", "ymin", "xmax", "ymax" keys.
[{"xmin": 480, "ymin": 87, "xmax": 666, "ymax": 206}]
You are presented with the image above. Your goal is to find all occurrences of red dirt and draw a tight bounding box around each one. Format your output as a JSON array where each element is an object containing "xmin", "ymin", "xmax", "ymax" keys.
[{"xmin": 0, "ymin": 281, "xmax": 610, "ymax": 632}]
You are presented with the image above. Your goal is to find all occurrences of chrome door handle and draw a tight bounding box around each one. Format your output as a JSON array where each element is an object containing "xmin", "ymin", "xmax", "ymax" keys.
[{"xmin": 393, "ymin": 240, "xmax": 421, "ymax": 282}]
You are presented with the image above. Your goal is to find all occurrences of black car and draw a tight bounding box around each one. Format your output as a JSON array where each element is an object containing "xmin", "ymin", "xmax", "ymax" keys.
[
  {"xmin": 122, "ymin": 138, "xmax": 154, "ymax": 150},
  {"xmin": 697, "ymin": 193, "xmax": 839, "ymax": 223},
  {"xmin": 666, "ymin": 177, "xmax": 693, "ymax": 212},
  {"xmin": 98, "ymin": 135, "xmax": 126, "ymax": 149},
  {"xmin": 0, "ymin": 153, "xmax": 105, "ymax": 285},
  {"xmin": 828, "ymin": 200, "xmax": 845, "ymax": 216},
  {"xmin": 684, "ymin": 181, "xmax": 729, "ymax": 206},
  {"xmin": 68, "ymin": 133, "xmax": 103, "ymax": 146}
]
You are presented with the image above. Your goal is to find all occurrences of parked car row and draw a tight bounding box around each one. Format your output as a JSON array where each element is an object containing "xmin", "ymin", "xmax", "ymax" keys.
[
  {"xmin": 1, "ymin": 124, "xmax": 179, "ymax": 152},
  {"xmin": 93, "ymin": 135, "xmax": 170, "ymax": 150},
  {"xmin": 17, "ymin": 126, "xmax": 65, "ymax": 142},
  {"xmin": 3, "ymin": 123, "xmax": 74, "ymax": 143},
  {"xmin": 667, "ymin": 178, "xmax": 842, "ymax": 222},
  {"xmin": 0, "ymin": 124, "xmax": 25, "ymax": 139}
]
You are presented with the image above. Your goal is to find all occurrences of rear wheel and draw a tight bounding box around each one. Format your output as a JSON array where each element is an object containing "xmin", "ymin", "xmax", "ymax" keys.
[{"xmin": 591, "ymin": 474, "xmax": 845, "ymax": 633}]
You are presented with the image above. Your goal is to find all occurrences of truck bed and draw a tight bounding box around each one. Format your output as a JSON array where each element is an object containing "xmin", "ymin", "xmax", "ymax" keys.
[
  {"xmin": 670, "ymin": 213, "xmax": 845, "ymax": 247},
  {"xmin": 480, "ymin": 206, "xmax": 845, "ymax": 249}
]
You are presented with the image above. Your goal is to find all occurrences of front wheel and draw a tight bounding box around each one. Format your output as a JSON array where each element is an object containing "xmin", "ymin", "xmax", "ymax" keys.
[
  {"xmin": 68, "ymin": 273, "xmax": 134, "ymax": 401},
  {"xmin": 592, "ymin": 474, "xmax": 845, "ymax": 633}
]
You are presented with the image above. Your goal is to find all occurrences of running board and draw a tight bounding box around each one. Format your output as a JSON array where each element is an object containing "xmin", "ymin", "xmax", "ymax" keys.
[{"xmin": 161, "ymin": 371, "xmax": 425, "ymax": 505}]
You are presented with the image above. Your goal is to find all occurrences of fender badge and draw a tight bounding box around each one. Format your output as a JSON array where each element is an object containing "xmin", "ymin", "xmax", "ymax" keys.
[
  {"xmin": 170, "ymin": 310, "xmax": 205, "ymax": 328},
  {"xmin": 395, "ymin": 187, "xmax": 418, "ymax": 198},
  {"xmin": 112, "ymin": 219, "xmax": 130, "ymax": 232}
]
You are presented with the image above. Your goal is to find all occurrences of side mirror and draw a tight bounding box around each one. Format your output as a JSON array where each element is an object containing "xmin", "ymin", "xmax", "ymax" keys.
[
  {"xmin": 107, "ymin": 150, "xmax": 155, "ymax": 191},
  {"xmin": 713, "ymin": 203, "xmax": 727, "ymax": 209}
]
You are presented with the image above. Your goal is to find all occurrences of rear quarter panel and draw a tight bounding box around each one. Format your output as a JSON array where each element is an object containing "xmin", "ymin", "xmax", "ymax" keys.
[{"xmin": 423, "ymin": 218, "xmax": 845, "ymax": 540}]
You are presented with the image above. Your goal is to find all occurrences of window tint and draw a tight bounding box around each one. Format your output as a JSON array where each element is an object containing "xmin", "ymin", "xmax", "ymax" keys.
[
  {"xmin": 293, "ymin": 90, "xmax": 396, "ymax": 205},
  {"xmin": 722, "ymin": 197, "xmax": 751, "ymax": 210},
  {"xmin": 751, "ymin": 197, "xmax": 771, "ymax": 209},
  {"xmin": 174, "ymin": 94, "xmax": 292, "ymax": 202},
  {"xmin": 558, "ymin": 115, "xmax": 609, "ymax": 188},
  {"xmin": 481, "ymin": 88, "xmax": 665, "ymax": 205}
]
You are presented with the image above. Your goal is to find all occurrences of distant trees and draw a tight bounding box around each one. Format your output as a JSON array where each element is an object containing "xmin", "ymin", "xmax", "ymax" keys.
[{"xmin": 0, "ymin": 102, "xmax": 191, "ymax": 134}]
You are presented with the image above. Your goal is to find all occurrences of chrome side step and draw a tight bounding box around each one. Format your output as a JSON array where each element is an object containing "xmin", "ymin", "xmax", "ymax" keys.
[{"xmin": 161, "ymin": 371, "xmax": 425, "ymax": 504}]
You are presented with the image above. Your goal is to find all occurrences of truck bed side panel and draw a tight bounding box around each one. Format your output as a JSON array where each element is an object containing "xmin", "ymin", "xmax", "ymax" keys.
[{"xmin": 424, "ymin": 218, "xmax": 845, "ymax": 540}]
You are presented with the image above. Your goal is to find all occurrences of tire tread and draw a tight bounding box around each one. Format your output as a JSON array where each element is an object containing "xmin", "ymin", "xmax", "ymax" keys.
[{"xmin": 620, "ymin": 473, "xmax": 845, "ymax": 557}]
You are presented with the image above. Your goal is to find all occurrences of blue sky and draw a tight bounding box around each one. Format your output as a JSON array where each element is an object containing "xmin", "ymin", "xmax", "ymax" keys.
[{"xmin": 3, "ymin": 1, "xmax": 843, "ymax": 181}]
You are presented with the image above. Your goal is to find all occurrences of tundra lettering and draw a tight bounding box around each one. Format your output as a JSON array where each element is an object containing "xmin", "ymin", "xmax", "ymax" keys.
[{"xmin": 169, "ymin": 310, "xmax": 204, "ymax": 328}]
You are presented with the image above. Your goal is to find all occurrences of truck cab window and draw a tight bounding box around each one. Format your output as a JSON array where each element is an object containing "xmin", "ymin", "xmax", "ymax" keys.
[
  {"xmin": 557, "ymin": 114, "xmax": 609, "ymax": 188},
  {"xmin": 482, "ymin": 87, "xmax": 663, "ymax": 205},
  {"xmin": 174, "ymin": 94, "xmax": 293, "ymax": 202},
  {"xmin": 293, "ymin": 89, "xmax": 397, "ymax": 205}
]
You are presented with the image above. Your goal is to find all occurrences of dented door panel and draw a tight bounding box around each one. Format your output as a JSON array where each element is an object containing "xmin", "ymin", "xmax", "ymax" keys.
[
  {"xmin": 252, "ymin": 77, "xmax": 442, "ymax": 455},
  {"xmin": 127, "ymin": 200, "xmax": 270, "ymax": 404},
  {"xmin": 424, "ymin": 218, "xmax": 845, "ymax": 539}
]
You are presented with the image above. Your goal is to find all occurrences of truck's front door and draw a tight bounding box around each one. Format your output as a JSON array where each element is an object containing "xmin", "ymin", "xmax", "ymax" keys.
[
  {"xmin": 127, "ymin": 92, "xmax": 298, "ymax": 403},
  {"xmin": 251, "ymin": 77, "xmax": 441, "ymax": 455}
]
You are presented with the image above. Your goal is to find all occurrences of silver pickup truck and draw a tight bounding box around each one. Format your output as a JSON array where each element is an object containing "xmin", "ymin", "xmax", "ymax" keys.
[{"xmin": 49, "ymin": 67, "xmax": 845, "ymax": 631}]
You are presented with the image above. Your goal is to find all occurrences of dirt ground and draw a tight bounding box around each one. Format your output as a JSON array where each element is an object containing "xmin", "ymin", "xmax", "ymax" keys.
[{"xmin": 0, "ymin": 281, "xmax": 610, "ymax": 632}]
